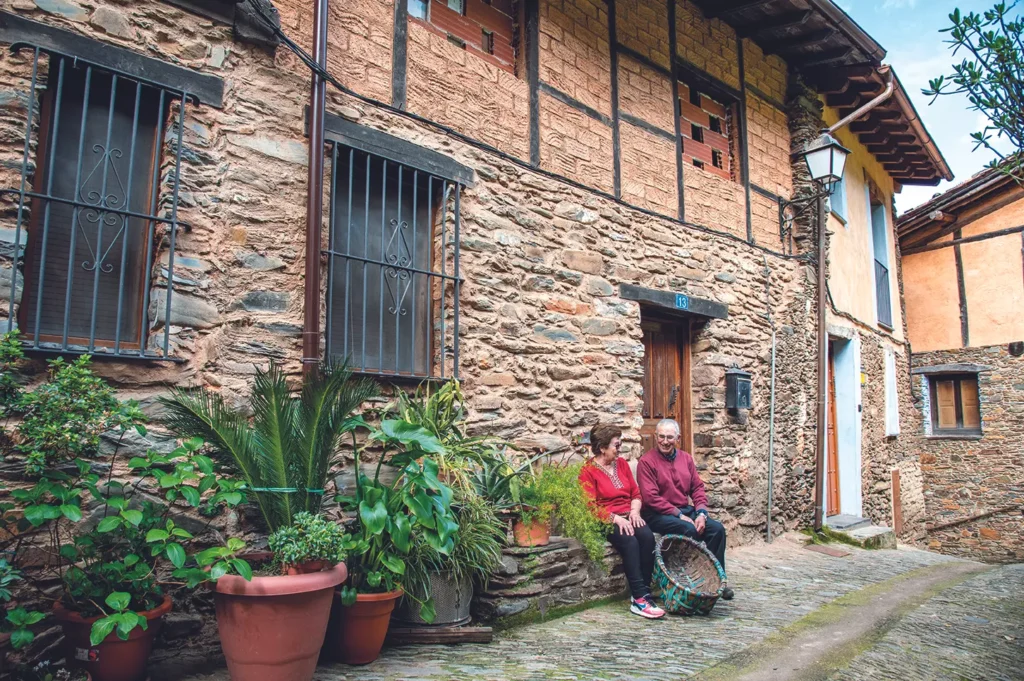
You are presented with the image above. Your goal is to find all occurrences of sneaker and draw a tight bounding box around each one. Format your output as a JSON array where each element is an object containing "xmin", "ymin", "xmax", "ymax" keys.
[
  {"xmin": 721, "ymin": 586, "xmax": 735, "ymax": 601},
  {"xmin": 630, "ymin": 596, "xmax": 665, "ymax": 619}
]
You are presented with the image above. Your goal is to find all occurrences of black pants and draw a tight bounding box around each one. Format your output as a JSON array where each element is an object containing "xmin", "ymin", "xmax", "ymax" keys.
[
  {"xmin": 643, "ymin": 506, "xmax": 727, "ymax": 571},
  {"xmin": 607, "ymin": 524, "xmax": 656, "ymax": 600}
]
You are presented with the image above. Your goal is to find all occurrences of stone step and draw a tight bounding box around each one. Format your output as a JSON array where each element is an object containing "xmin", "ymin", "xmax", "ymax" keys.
[
  {"xmin": 825, "ymin": 514, "xmax": 872, "ymax": 532},
  {"xmin": 835, "ymin": 524, "xmax": 897, "ymax": 550}
]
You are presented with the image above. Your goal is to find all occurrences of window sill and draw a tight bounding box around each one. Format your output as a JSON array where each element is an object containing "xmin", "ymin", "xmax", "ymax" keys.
[
  {"xmin": 878, "ymin": 321, "xmax": 894, "ymax": 332},
  {"xmin": 830, "ymin": 210, "xmax": 847, "ymax": 226},
  {"xmin": 926, "ymin": 432, "xmax": 983, "ymax": 441},
  {"xmin": 20, "ymin": 343, "xmax": 184, "ymax": 363}
]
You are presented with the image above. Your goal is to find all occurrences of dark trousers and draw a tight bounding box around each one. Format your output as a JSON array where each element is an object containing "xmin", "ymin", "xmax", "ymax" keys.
[
  {"xmin": 607, "ymin": 524, "xmax": 656, "ymax": 600},
  {"xmin": 643, "ymin": 506, "xmax": 727, "ymax": 571}
]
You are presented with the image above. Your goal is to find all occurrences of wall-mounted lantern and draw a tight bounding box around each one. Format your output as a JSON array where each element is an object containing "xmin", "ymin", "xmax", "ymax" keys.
[{"xmin": 725, "ymin": 367, "xmax": 752, "ymax": 411}]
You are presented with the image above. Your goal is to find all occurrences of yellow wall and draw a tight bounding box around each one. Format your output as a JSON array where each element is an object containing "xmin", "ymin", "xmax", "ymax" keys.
[
  {"xmin": 960, "ymin": 200, "xmax": 1024, "ymax": 347},
  {"xmin": 822, "ymin": 105, "xmax": 903, "ymax": 341},
  {"xmin": 903, "ymin": 236, "xmax": 961, "ymax": 352}
]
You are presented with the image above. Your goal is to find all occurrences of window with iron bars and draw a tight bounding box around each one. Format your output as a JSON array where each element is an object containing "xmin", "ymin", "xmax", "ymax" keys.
[
  {"xmin": 325, "ymin": 143, "xmax": 463, "ymax": 380},
  {"xmin": 2, "ymin": 35, "xmax": 202, "ymax": 361}
]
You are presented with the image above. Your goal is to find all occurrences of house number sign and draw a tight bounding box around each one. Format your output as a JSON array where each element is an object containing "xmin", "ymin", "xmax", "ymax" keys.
[{"xmin": 675, "ymin": 294, "xmax": 690, "ymax": 310}]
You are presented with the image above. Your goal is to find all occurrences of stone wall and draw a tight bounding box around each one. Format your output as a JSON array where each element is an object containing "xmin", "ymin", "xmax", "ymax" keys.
[
  {"xmin": 913, "ymin": 345, "xmax": 1024, "ymax": 563},
  {"xmin": 473, "ymin": 537, "xmax": 626, "ymax": 624}
]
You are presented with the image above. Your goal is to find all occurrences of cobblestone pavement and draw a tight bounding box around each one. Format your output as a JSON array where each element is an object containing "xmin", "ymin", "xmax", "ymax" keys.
[
  {"xmin": 178, "ymin": 534, "xmax": 1020, "ymax": 681},
  {"xmin": 827, "ymin": 563, "xmax": 1024, "ymax": 681}
]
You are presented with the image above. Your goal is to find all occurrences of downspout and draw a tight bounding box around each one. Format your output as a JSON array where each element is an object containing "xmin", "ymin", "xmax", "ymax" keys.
[
  {"xmin": 813, "ymin": 65, "xmax": 894, "ymax": 531},
  {"xmin": 303, "ymin": 0, "xmax": 330, "ymax": 376},
  {"xmin": 762, "ymin": 255, "xmax": 777, "ymax": 542}
]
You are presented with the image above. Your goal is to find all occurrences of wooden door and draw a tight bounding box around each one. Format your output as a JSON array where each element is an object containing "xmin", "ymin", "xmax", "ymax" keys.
[
  {"xmin": 826, "ymin": 342, "xmax": 841, "ymax": 516},
  {"xmin": 640, "ymin": 316, "xmax": 692, "ymax": 454}
]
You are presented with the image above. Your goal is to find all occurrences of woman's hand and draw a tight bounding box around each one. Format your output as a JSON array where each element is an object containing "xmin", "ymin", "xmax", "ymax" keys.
[
  {"xmin": 612, "ymin": 514, "xmax": 634, "ymax": 536},
  {"xmin": 629, "ymin": 509, "xmax": 646, "ymax": 528}
]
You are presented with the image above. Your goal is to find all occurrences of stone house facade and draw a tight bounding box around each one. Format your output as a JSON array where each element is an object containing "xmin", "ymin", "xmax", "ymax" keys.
[
  {"xmin": 0, "ymin": 0, "xmax": 952, "ymax": 650},
  {"xmin": 898, "ymin": 168, "xmax": 1024, "ymax": 563}
]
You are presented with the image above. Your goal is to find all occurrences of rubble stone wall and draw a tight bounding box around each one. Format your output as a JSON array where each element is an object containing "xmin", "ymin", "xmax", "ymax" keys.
[{"xmin": 913, "ymin": 345, "xmax": 1024, "ymax": 563}]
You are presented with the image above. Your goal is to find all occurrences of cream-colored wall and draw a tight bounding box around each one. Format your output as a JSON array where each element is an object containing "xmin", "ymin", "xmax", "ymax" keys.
[
  {"xmin": 903, "ymin": 236, "xmax": 961, "ymax": 352},
  {"xmin": 960, "ymin": 200, "xmax": 1024, "ymax": 347},
  {"xmin": 822, "ymin": 106, "xmax": 903, "ymax": 341}
]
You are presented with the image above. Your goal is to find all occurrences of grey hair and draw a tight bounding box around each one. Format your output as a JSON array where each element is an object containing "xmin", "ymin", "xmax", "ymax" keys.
[{"xmin": 656, "ymin": 418, "xmax": 680, "ymax": 435}]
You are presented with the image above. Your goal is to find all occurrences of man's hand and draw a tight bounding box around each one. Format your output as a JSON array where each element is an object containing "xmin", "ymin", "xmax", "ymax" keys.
[
  {"xmin": 629, "ymin": 509, "xmax": 646, "ymax": 528},
  {"xmin": 677, "ymin": 513, "xmax": 695, "ymax": 528},
  {"xmin": 694, "ymin": 513, "xmax": 706, "ymax": 534},
  {"xmin": 613, "ymin": 515, "xmax": 634, "ymax": 536}
]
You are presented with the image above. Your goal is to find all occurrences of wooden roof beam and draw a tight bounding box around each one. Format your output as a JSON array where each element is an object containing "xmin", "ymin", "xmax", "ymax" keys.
[
  {"xmin": 763, "ymin": 28, "xmax": 837, "ymax": 56},
  {"xmin": 799, "ymin": 46, "xmax": 854, "ymax": 67},
  {"xmin": 706, "ymin": 0, "xmax": 774, "ymax": 19},
  {"xmin": 740, "ymin": 10, "xmax": 812, "ymax": 38}
]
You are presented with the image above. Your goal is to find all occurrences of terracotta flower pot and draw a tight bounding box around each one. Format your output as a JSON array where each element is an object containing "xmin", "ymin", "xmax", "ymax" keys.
[
  {"xmin": 513, "ymin": 517, "xmax": 551, "ymax": 547},
  {"xmin": 213, "ymin": 555, "xmax": 347, "ymax": 681},
  {"xmin": 325, "ymin": 590, "xmax": 402, "ymax": 665},
  {"xmin": 54, "ymin": 594, "xmax": 172, "ymax": 681}
]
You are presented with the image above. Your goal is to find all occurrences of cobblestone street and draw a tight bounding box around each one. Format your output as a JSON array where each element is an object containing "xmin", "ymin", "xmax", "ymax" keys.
[{"xmin": 179, "ymin": 535, "xmax": 1024, "ymax": 681}]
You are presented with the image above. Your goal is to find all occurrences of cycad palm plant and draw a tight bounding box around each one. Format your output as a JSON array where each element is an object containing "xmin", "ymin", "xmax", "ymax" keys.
[{"xmin": 161, "ymin": 363, "xmax": 377, "ymax": 532}]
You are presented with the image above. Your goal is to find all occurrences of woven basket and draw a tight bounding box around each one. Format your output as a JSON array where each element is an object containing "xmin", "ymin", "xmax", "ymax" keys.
[{"xmin": 652, "ymin": 534, "xmax": 727, "ymax": 615}]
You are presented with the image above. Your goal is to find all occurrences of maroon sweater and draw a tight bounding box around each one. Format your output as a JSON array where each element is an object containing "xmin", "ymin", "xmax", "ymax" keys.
[{"xmin": 637, "ymin": 448, "xmax": 709, "ymax": 517}]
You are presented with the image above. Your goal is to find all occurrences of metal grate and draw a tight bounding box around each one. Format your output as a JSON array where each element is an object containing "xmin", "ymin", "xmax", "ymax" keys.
[
  {"xmin": 324, "ymin": 143, "xmax": 462, "ymax": 379},
  {"xmin": 1, "ymin": 43, "xmax": 191, "ymax": 360}
]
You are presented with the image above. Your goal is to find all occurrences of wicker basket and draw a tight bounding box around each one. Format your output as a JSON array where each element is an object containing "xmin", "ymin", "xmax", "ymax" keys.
[{"xmin": 652, "ymin": 534, "xmax": 727, "ymax": 615}]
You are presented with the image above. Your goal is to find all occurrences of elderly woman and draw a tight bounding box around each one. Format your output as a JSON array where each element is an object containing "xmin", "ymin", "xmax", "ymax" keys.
[{"xmin": 578, "ymin": 424, "xmax": 665, "ymax": 619}]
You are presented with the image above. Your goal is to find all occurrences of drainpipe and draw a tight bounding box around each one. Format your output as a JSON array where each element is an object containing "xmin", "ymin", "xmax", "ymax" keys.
[
  {"xmin": 303, "ymin": 0, "xmax": 329, "ymax": 376},
  {"xmin": 812, "ymin": 65, "xmax": 894, "ymax": 531},
  {"xmin": 762, "ymin": 255, "xmax": 777, "ymax": 542}
]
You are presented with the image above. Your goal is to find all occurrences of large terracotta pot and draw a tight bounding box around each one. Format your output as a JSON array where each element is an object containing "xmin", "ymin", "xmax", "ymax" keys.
[
  {"xmin": 54, "ymin": 594, "xmax": 172, "ymax": 681},
  {"xmin": 513, "ymin": 517, "xmax": 551, "ymax": 547},
  {"xmin": 213, "ymin": 556, "xmax": 347, "ymax": 681},
  {"xmin": 326, "ymin": 590, "xmax": 402, "ymax": 665}
]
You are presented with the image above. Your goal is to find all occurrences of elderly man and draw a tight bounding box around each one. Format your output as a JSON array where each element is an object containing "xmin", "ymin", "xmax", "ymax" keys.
[{"xmin": 637, "ymin": 418, "xmax": 734, "ymax": 600}]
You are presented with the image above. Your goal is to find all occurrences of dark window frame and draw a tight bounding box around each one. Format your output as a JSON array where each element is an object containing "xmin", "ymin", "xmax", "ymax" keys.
[
  {"xmin": 321, "ymin": 114, "xmax": 473, "ymax": 382},
  {"xmin": 928, "ymin": 373, "xmax": 982, "ymax": 436},
  {"xmin": 1, "ymin": 15, "xmax": 223, "ymax": 361}
]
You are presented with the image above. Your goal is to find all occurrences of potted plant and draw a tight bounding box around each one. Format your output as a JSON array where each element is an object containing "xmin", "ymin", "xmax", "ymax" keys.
[
  {"xmin": 328, "ymin": 418, "xmax": 459, "ymax": 664},
  {"xmin": 0, "ymin": 347, "xmax": 248, "ymax": 681},
  {"xmin": 530, "ymin": 463, "xmax": 609, "ymax": 562},
  {"xmin": 395, "ymin": 491, "xmax": 503, "ymax": 627},
  {"xmin": 389, "ymin": 382, "xmax": 503, "ymax": 625},
  {"xmin": 162, "ymin": 362, "xmax": 375, "ymax": 681}
]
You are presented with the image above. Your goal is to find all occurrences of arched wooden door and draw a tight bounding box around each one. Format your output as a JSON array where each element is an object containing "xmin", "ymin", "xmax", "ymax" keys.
[{"xmin": 640, "ymin": 314, "xmax": 693, "ymax": 455}]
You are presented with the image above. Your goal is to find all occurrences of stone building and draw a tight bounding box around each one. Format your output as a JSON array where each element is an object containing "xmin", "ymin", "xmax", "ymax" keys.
[
  {"xmin": 0, "ymin": 0, "xmax": 950, "ymax": 614},
  {"xmin": 898, "ymin": 167, "xmax": 1024, "ymax": 563}
]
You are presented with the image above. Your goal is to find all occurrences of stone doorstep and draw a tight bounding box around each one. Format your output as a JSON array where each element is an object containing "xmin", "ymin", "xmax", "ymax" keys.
[
  {"xmin": 825, "ymin": 514, "xmax": 872, "ymax": 531},
  {"xmin": 839, "ymin": 524, "xmax": 898, "ymax": 550}
]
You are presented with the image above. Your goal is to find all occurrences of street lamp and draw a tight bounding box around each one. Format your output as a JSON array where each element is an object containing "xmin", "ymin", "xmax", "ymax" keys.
[
  {"xmin": 797, "ymin": 130, "xmax": 849, "ymax": 535},
  {"xmin": 801, "ymin": 132, "xmax": 850, "ymax": 190}
]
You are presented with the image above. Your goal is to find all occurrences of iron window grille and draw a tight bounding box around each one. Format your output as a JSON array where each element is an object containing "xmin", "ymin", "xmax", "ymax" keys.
[
  {"xmin": 325, "ymin": 143, "xmax": 463, "ymax": 380},
  {"xmin": 2, "ymin": 41, "xmax": 195, "ymax": 361}
]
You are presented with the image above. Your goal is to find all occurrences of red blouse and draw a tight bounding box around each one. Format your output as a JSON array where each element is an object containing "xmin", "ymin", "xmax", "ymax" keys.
[{"xmin": 578, "ymin": 457, "xmax": 641, "ymax": 521}]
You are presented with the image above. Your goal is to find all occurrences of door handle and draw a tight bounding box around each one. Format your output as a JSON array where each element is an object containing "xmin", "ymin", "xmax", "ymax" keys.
[{"xmin": 668, "ymin": 385, "xmax": 680, "ymax": 411}]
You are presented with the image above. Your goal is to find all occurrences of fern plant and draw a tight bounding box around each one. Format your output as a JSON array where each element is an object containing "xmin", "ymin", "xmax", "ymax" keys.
[{"xmin": 161, "ymin": 362, "xmax": 377, "ymax": 532}]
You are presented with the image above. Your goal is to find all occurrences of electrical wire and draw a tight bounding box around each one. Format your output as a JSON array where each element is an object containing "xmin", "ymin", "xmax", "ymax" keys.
[{"xmin": 242, "ymin": 0, "xmax": 810, "ymax": 261}]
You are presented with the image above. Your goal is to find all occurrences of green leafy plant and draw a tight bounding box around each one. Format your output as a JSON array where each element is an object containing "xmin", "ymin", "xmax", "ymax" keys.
[
  {"xmin": 336, "ymin": 419, "xmax": 459, "ymax": 623},
  {"xmin": 925, "ymin": 3, "xmax": 1024, "ymax": 181},
  {"xmin": 8, "ymin": 659, "xmax": 88, "ymax": 681},
  {"xmin": 267, "ymin": 512, "xmax": 348, "ymax": 568},
  {"xmin": 0, "ymin": 559, "xmax": 45, "ymax": 649},
  {"xmin": 527, "ymin": 464, "xmax": 609, "ymax": 563},
  {"xmin": 162, "ymin": 362, "xmax": 377, "ymax": 532},
  {"xmin": 470, "ymin": 446, "xmax": 545, "ymax": 513},
  {"xmin": 0, "ymin": 329, "xmax": 24, "ymax": 420}
]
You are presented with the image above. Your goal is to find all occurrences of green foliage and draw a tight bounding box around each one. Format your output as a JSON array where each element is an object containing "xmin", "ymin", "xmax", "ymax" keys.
[
  {"xmin": 925, "ymin": 3, "xmax": 1024, "ymax": 180},
  {"xmin": 162, "ymin": 362, "xmax": 377, "ymax": 532},
  {"xmin": 337, "ymin": 418, "xmax": 459, "ymax": 622},
  {"xmin": 0, "ymin": 330, "xmax": 24, "ymax": 418},
  {"xmin": 10, "ymin": 355, "xmax": 143, "ymax": 474},
  {"xmin": 0, "ymin": 559, "xmax": 45, "ymax": 650},
  {"xmin": 7, "ymin": 659, "xmax": 87, "ymax": 681},
  {"xmin": 469, "ymin": 446, "xmax": 544, "ymax": 512},
  {"xmin": 528, "ymin": 464, "xmax": 610, "ymax": 563},
  {"xmin": 267, "ymin": 512, "xmax": 348, "ymax": 568}
]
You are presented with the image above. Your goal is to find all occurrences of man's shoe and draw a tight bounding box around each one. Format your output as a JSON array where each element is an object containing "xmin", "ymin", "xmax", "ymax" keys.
[
  {"xmin": 721, "ymin": 587, "xmax": 734, "ymax": 601},
  {"xmin": 630, "ymin": 596, "xmax": 666, "ymax": 619}
]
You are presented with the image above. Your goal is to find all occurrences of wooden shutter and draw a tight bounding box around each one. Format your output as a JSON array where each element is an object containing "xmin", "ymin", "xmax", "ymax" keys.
[
  {"xmin": 960, "ymin": 378, "xmax": 980, "ymax": 429},
  {"xmin": 935, "ymin": 380, "xmax": 957, "ymax": 429}
]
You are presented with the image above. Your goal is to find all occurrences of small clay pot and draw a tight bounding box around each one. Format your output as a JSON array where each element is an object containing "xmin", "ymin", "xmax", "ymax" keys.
[
  {"xmin": 284, "ymin": 560, "xmax": 328, "ymax": 575},
  {"xmin": 512, "ymin": 517, "xmax": 551, "ymax": 547},
  {"xmin": 54, "ymin": 594, "xmax": 172, "ymax": 681},
  {"xmin": 325, "ymin": 590, "xmax": 403, "ymax": 665}
]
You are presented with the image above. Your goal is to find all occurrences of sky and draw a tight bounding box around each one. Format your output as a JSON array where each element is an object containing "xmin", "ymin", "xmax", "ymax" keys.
[{"xmin": 835, "ymin": 0, "xmax": 1016, "ymax": 214}]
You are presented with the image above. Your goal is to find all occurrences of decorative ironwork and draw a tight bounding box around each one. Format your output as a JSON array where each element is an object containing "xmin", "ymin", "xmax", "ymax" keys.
[
  {"xmin": 1, "ymin": 42, "xmax": 191, "ymax": 361},
  {"xmin": 384, "ymin": 218, "xmax": 412, "ymax": 316},
  {"xmin": 875, "ymin": 259, "xmax": 893, "ymax": 329}
]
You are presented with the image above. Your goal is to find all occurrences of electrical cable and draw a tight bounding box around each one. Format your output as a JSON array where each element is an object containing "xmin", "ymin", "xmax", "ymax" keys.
[{"xmin": 242, "ymin": 0, "xmax": 811, "ymax": 261}]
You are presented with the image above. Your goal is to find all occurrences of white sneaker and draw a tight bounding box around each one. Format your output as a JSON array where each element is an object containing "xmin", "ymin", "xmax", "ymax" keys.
[{"xmin": 629, "ymin": 596, "xmax": 666, "ymax": 619}]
